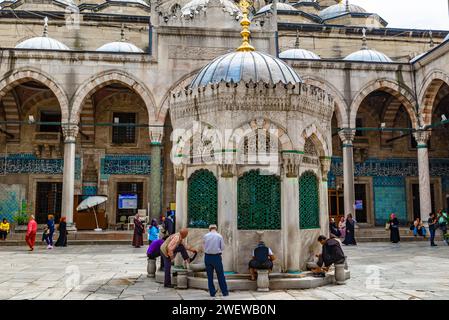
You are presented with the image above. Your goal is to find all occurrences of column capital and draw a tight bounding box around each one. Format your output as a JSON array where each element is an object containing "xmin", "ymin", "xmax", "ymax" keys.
[
  {"xmin": 282, "ymin": 152, "xmax": 303, "ymax": 178},
  {"xmin": 174, "ymin": 164, "xmax": 185, "ymax": 181},
  {"xmin": 338, "ymin": 129, "xmax": 355, "ymax": 146},
  {"xmin": 61, "ymin": 124, "xmax": 79, "ymax": 143},
  {"xmin": 413, "ymin": 130, "xmax": 431, "ymax": 148},
  {"xmin": 150, "ymin": 127, "xmax": 164, "ymax": 145},
  {"xmin": 219, "ymin": 163, "xmax": 235, "ymax": 178},
  {"xmin": 320, "ymin": 156, "xmax": 332, "ymax": 181}
]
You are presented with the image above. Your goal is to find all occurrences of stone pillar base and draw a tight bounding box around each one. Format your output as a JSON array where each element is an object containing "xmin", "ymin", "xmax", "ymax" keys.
[
  {"xmin": 176, "ymin": 270, "xmax": 188, "ymax": 289},
  {"xmin": 147, "ymin": 259, "xmax": 156, "ymax": 278},
  {"xmin": 335, "ymin": 264, "xmax": 346, "ymax": 285},
  {"xmin": 67, "ymin": 224, "xmax": 77, "ymax": 232},
  {"xmin": 256, "ymin": 270, "xmax": 270, "ymax": 292}
]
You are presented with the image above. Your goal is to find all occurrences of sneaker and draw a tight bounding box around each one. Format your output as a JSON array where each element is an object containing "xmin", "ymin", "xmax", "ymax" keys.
[{"xmin": 47, "ymin": 245, "xmax": 52, "ymax": 249}]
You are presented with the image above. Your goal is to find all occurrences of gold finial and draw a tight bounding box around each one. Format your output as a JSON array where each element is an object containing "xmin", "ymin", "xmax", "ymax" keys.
[{"xmin": 236, "ymin": 0, "xmax": 255, "ymax": 52}]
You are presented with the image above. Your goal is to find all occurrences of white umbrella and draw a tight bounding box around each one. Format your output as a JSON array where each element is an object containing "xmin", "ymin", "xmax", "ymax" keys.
[{"xmin": 76, "ymin": 196, "xmax": 107, "ymax": 232}]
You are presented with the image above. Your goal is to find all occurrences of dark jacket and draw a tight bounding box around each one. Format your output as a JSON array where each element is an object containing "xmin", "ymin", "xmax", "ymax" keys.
[{"xmin": 322, "ymin": 239, "xmax": 345, "ymax": 267}]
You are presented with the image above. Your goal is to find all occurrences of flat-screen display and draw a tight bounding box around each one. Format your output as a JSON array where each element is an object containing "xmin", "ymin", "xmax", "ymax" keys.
[{"xmin": 118, "ymin": 193, "xmax": 138, "ymax": 209}]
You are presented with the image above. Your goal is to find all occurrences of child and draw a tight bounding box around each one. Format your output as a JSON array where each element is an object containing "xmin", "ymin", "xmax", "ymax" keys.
[{"xmin": 42, "ymin": 225, "xmax": 49, "ymax": 244}]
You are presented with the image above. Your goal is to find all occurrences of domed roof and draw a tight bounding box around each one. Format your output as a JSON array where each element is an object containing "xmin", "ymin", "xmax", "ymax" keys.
[
  {"xmin": 344, "ymin": 28, "xmax": 392, "ymax": 63},
  {"xmin": 189, "ymin": 51, "xmax": 302, "ymax": 88},
  {"xmin": 279, "ymin": 48, "xmax": 320, "ymax": 60},
  {"xmin": 256, "ymin": 2, "xmax": 298, "ymax": 15},
  {"xmin": 15, "ymin": 17, "xmax": 70, "ymax": 51},
  {"xmin": 319, "ymin": 2, "xmax": 366, "ymax": 20},
  {"xmin": 16, "ymin": 37, "xmax": 71, "ymax": 50},
  {"xmin": 96, "ymin": 41, "xmax": 143, "ymax": 53},
  {"xmin": 181, "ymin": 0, "xmax": 241, "ymax": 17},
  {"xmin": 344, "ymin": 49, "xmax": 392, "ymax": 63}
]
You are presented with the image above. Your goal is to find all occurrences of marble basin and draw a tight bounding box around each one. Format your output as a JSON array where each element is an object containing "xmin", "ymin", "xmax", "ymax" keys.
[{"xmin": 189, "ymin": 263, "xmax": 206, "ymax": 272}]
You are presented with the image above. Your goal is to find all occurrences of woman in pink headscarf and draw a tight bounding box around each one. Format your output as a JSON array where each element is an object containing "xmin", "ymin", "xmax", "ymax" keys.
[{"xmin": 388, "ymin": 213, "xmax": 400, "ymax": 243}]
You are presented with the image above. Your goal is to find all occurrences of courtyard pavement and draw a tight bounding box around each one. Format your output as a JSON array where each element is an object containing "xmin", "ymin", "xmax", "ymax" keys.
[{"xmin": 0, "ymin": 241, "xmax": 448, "ymax": 300}]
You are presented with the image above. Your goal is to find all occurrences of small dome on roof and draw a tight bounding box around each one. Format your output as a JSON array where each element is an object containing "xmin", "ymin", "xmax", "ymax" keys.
[
  {"xmin": 190, "ymin": 51, "xmax": 302, "ymax": 88},
  {"xmin": 96, "ymin": 41, "xmax": 143, "ymax": 53},
  {"xmin": 319, "ymin": 1, "xmax": 366, "ymax": 20},
  {"xmin": 15, "ymin": 17, "xmax": 70, "ymax": 51},
  {"xmin": 181, "ymin": 0, "xmax": 241, "ymax": 17},
  {"xmin": 256, "ymin": 2, "xmax": 298, "ymax": 15},
  {"xmin": 344, "ymin": 49, "xmax": 392, "ymax": 63},
  {"xmin": 344, "ymin": 28, "xmax": 392, "ymax": 63},
  {"xmin": 279, "ymin": 48, "xmax": 320, "ymax": 60}
]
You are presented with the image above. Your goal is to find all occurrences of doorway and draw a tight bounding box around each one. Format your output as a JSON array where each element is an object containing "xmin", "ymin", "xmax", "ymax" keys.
[
  {"xmin": 35, "ymin": 182, "xmax": 62, "ymax": 223},
  {"xmin": 354, "ymin": 184, "xmax": 368, "ymax": 223},
  {"xmin": 412, "ymin": 183, "xmax": 435, "ymax": 220},
  {"xmin": 116, "ymin": 182, "xmax": 143, "ymax": 223},
  {"xmin": 328, "ymin": 189, "xmax": 344, "ymax": 221}
]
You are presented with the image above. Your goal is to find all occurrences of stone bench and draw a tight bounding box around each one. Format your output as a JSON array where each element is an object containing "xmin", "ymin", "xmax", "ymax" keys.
[{"xmin": 256, "ymin": 270, "xmax": 270, "ymax": 292}]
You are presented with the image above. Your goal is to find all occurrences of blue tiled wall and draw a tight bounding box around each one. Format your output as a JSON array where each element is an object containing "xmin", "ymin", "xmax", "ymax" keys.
[{"xmin": 373, "ymin": 177, "xmax": 407, "ymax": 225}]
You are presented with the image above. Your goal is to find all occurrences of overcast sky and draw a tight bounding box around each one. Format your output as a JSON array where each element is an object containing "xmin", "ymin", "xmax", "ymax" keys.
[{"xmin": 350, "ymin": 0, "xmax": 449, "ymax": 30}]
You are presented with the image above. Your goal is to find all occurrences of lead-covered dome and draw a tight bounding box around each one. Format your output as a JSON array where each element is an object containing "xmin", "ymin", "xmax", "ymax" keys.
[
  {"xmin": 190, "ymin": 51, "xmax": 302, "ymax": 88},
  {"xmin": 181, "ymin": 0, "xmax": 241, "ymax": 17},
  {"xmin": 279, "ymin": 48, "xmax": 320, "ymax": 60},
  {"xmin": 256, "ymin": 2, "xmax": 298, "ymax": 15},
  {"xmin": 319, "ymin": 2, "xmax": 366, "ymax": 20},
  {"xmin": 96, "ymin": 41, "xmax": 143, "ymax": 53},
  {"xmin": 15, "ymin": 37, "xmax": 71, "ymax": 50},
  {"xmin": 344, "ymin": 49, "xmax": 392, "ymax": 63}
]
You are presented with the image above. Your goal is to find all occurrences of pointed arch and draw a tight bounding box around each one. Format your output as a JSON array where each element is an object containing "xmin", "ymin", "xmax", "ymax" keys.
[
  {"xmin": 70, "ymin": 70, "xmax": 157, "ymax": 126},
  {"xmin": 0, "ymin": 68, "xmax": 70, "ymax": 123},
  {"xmin": 418, "ymin": 70, "xmax": 449, "ymax": 126},
  {"xmin": 349, "ymin": 79, "xmax": 418, "ymax": 129},
  {"xmin": 299, "ymin": 123, "xmax": 330, "ymax": 157}
]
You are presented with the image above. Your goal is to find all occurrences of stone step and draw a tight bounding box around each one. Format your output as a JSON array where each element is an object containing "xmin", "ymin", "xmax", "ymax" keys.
[{"xmin": 357, "ymin": 236, "xmax": 443, "ymax": 243}]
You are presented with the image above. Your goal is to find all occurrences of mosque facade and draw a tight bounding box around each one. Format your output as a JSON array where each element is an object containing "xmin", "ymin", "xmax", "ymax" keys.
[{"xmin": 0, "ymin": 0, "xmax": 449, "ymax": 257}]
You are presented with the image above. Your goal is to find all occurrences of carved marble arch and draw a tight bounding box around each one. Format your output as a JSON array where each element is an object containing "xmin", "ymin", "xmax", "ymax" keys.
[
  {"xmin": 230, "ymin": 118, "xmax": 293, "ymax": 165},
  {"xmin": 173, "ymin": 122, "xmax": 222, "ymax": 165},
  {"xmin": 299, "ymin": 123, "xmax": 329, "ymax": 158},
  {"xmin": 418, "ymin": 71, "xmax": 449, "ymax": 127}
]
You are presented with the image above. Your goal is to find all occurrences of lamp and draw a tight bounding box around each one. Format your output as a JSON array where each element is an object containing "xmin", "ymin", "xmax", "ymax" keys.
[{"xmin": 28, "ymin": 115, "xmax": 35, "ymax": 124}]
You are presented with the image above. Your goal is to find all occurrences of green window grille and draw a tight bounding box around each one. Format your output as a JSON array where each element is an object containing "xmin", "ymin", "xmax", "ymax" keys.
[
  {"xmin": 237, "ymin": 170, "xmax": 281, "ymax": 230},
  {"xmin": 299, "ymin": 171, "xmax": 320, "ymax": 229},
  {"xmin": 187, "ymin": 169, "xmax": 217, "ymax": 228}
]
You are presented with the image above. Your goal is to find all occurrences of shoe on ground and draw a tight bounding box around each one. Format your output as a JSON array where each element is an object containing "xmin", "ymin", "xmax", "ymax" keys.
[{"xmin": 164, "ymin": 284, "xmax": 175, "ymax": 288}]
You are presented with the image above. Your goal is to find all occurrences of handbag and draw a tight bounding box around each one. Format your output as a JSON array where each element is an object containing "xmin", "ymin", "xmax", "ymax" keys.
[{"xmin": 385, "ymin": 222, "xmax": 390, "ymax": 230}]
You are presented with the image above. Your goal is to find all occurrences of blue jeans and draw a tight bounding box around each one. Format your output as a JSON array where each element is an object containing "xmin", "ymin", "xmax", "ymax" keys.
[
  {"xmin": 413, "ymin": 227, "xmax": 426, "ymax": 237},
  {"xmin": 430, "ymin": 228, "xmax": 436, "ymax": 245},
  {"xmin": 205, "ymin": 254, "xmax": 228, "ymax": 296}
]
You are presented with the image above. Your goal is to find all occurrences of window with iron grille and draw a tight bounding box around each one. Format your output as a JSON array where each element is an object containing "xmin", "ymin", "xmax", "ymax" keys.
[
  {"xmin": 35, "ymin": 182, "xmax": 62, "ymax": 223},
  {"xmin": 299, "ymin": 171, "xmax": 320, "ymax": 229},
  {"xmin": 112, "ymin": 113, "xmax": 136, "ymax": 144},
  {"xmin": 187, "ymin": 169, "xmax": 217, "ymax": 228}
]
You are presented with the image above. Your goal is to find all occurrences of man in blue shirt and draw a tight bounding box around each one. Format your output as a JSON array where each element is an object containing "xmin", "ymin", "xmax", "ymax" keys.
[{"xmin": 203, "ymin": 224, "xmax": 228, "ymax": 297}]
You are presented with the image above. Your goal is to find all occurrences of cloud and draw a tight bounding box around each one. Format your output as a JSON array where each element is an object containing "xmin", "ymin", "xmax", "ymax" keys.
[{"xmin": 350, "ymin": 0, "xmax": 449, "ymax": 30}]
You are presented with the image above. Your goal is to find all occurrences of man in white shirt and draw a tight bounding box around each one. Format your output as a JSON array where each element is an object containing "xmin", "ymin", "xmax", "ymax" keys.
[{"xmin": 203, "ymin": 224, "xmax": 229, "ymax": 297}]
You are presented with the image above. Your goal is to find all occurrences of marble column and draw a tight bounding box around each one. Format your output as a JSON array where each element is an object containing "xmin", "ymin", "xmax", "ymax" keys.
[
  {"xmin": 281, "ymin": 153, "xmax": 301, "ymax": 272},
  {"xmin": 320, "ymin": 157, "xmax": 331, "ymax": 236},
  {"xmin": 150, "ymin": 129, "xmax": 163, "ymax": 220},
  {"xmin": 218, "ymin": 164, "xmax": 237, "ymax": 272},
  {"xmin": 174, "ymin": 165, "xmax": 187, "ymax": 232},
  {"xmin": 61, "ymin": 124, "xmax": 79, "ymax": 229},
  {"xmin": 339, "ymin": 130, "xmax": 356, "ymax": 218},
  {"xmin": 414, "ymin": 131, "xmax": 432, "ymax": 218}
]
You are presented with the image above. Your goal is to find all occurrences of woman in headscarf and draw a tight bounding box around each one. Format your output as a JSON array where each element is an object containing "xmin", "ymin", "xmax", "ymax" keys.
[
  {"xmin": 338, "ymin": 216, "xmax": 346, "ymax": 239},
  {"xmin": 132, "ymin": 214, "xmax": 144, "ymax": 248},
  {"xmin": 388, "ymin": 213, "xmax": 400, "ymax": 243},
  {"xmin": 342, "ymin": 214, "xmax": 357, "ymax": 245},
  {"xmin": 148, "ymin": 218, "xmax": 159, "ymax": 245},
  {"xmin": 55, "ymin": 216, "xmax": 68, "ymax": 247}
]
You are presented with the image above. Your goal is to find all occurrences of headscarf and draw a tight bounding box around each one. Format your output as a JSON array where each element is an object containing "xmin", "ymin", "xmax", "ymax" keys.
[
  {"xmin": 151, "ymin": 219, "xmax": 158, "ymax": 228},
  {"xmin": 390, "ymin": 213, "xmax": 396, "ymax": 220}
]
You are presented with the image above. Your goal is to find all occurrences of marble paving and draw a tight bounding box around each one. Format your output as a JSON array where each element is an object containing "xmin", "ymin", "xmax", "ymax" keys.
[{"xmin": 0, "ymin": 241, "xmax": 448, "ymax": 300}]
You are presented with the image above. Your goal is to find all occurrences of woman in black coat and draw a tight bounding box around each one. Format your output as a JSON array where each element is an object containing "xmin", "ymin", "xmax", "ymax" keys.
[
  {"xmin": 342, "ymin": 214, "xmax": 357, "ymax": 245},
  {"xmin": 388, "ymin": 213, "xmax": 400, "ymax": 243},
  {"xmin": 55, "ymin": 217, "xmax": 68, "ymax": 247}
]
